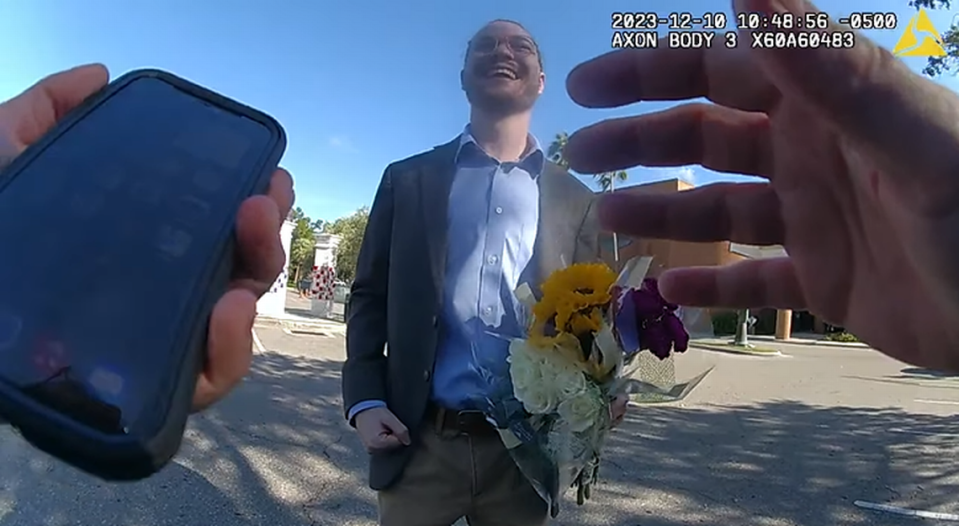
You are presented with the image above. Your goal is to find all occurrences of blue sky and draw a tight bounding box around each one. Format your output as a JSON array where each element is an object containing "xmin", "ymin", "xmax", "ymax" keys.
[{"xmin": 0, "ymin": 0, "xmax": 956, "ymax": 222}]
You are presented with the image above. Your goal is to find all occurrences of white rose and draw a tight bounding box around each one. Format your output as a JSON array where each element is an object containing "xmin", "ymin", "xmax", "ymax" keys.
[
  {"xmin": 557, "ymin": 390, "xmax": 605, "ymax": 433},
  {"xmin": 509, "ymin": 341, "xmax": 557, "ymax": 414},
  {"xmin": 517, "ymin": 382, "xmax": 557, "ymax": 414},
  {"xmin": 544, "ymin": 358, "xmax": 588, "ymax": 400}
]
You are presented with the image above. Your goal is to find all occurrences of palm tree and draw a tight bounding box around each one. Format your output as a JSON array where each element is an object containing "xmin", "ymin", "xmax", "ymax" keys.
[{"xmin": 548, "ymin": 131, "xmax": 629, "ymax": 262}]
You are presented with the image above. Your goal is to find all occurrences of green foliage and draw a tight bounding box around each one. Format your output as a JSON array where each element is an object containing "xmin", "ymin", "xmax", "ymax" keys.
[
  {"xmin": 287, "ymin": 206, "xmax": 325, "ymax": 285},
  {"xmin": 325, "ymin": 206, "xmax": 370, "ymax": 283},
  {"xmin": 825, "ymin": 331, "xmax": 860, "ymax": 343},
  {"xmin": 595, "ymin": 170, "xmax": 629, "ymax": 192},
  {"xmin": 909, "ymin": 0, "xmax": 950, "ymax": 10},
  {"xmin": 711, "ymin": 311, "xmax": 739, "ymax": 336},
  {"xmin": 287, "ymin": 208, "xmax": 316, "ymax": 283},
  {"xmin": 547, "ymin": 132, "xmax": 569, "ymax": 170}
]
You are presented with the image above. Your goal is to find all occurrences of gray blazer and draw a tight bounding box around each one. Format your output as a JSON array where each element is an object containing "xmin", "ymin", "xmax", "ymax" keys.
[{"xmin": 341, "ymin": 137, "xmax": 601, "ymax": 491}]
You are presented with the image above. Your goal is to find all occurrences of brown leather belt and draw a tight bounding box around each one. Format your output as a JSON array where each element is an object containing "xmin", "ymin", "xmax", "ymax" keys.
[{"xmin": 426, "ymin": 402, "xmax": 498, "ymax": 437}]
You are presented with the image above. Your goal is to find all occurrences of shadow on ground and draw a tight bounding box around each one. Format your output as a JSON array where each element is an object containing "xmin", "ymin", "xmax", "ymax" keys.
[
  {"xmin": 0, "ymin": 352, "xmax": 956, "ymax": 526},
  {"xmin": 568, "ymin": 402, "xmax": 959, "ymax": 525},
  {"xmin": 0, "ymin": 352, "xmax": 371, "ymax": 526}
]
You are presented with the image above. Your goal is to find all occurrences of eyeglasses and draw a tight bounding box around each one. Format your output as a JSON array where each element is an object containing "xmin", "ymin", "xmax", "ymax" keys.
[{"xmin": 469, "ymin": 35, "xmax": 538, "ymax": 56}]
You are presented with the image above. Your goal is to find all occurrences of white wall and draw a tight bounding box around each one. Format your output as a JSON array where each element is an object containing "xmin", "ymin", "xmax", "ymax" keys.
[{"xmin": 255, "ymin": 220, "xmax": 295, "ymax": 317}]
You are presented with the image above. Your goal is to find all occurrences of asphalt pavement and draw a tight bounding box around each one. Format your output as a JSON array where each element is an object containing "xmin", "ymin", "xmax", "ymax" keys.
[{"xmin": 0, "ymin": 314, "xmax": 957, "ymax": 525}]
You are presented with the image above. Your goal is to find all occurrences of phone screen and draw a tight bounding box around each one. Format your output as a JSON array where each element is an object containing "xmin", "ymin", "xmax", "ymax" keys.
[{"xmin": 0, "ymin": 76, "xmax": 276, "ymax": 433}]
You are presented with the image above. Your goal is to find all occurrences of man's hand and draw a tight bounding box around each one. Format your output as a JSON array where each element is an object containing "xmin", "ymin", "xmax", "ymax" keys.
[
  {"xmin": 0, "ymin": 64, "xmax": 295, "ymax": 410},
  {"xmin": 354, "ymin": 407, "xmax": 411, "ymax": 454},
  {"xmin": 564, "ymin": 0, "xmax": 959, "ymax": 372},
  {"xmin": 610, "ymin": 394, "xmax": 628, "ymax": 428}
]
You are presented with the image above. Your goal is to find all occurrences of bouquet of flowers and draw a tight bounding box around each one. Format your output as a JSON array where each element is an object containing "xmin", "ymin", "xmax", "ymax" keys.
[{"xmin": 479, "ymin": 256, "xmax": 690, "ymax": 518}]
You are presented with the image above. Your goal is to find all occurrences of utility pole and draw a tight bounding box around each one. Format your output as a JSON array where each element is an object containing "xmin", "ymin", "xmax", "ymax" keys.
[
  {"xmin": 609, "ymin": 175, "xmax": 619, "ymax": 263},
  {"xmin": 733, "ymin": 309, "xmax": 751, "ymax": 346}
]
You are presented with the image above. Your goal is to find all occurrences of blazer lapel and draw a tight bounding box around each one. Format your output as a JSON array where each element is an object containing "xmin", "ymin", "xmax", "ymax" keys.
[{"xmin": 419, "ymin": 139, "xmax": 460, "ymax": 305}]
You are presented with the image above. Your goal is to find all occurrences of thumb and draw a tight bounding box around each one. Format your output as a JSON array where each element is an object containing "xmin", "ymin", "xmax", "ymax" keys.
[
  {"xmin": 735, "ymin": 0, "xmax": 959, "ymax": 189},
  {"xmin": 382, "ymin": 413, "xmax": 411, "ymax": 445}
]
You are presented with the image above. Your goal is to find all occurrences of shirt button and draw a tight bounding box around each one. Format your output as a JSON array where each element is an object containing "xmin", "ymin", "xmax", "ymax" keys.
[
  {"xmin": 487, "ymin": 255, "xmax": 498, "ymax": 265},
  {"xmin": 423, "ymin": 369, "xmax": 431, "ymax": 382},
  {"xmin": 431, "ymin": 315, "xmax": 438, "ymax": 327},
  {"xmin": 495, "ymin": 206, "xmax": 503, "ymax": 214},
  {"xmin": 483, "ymin": 306, "xmax": 493, "ymax": 315}
]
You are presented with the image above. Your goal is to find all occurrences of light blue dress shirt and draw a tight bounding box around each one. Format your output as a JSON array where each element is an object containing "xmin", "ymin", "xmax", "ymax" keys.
[{"xmin": 348, "ymin": 127, "xmax": 544, "ymax": 421}]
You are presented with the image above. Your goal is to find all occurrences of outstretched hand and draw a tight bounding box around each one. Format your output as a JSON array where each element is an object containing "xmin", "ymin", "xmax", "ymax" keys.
[
  {"xmin": 564, "ymin": 0, "xmax": 959, "ymax": 372},
  {"xmin": 0, "ymin": 64, "xmax": 295, "ymax": 409}
]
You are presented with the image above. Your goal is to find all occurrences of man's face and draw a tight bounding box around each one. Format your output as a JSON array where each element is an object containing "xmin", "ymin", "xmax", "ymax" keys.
[{"xmin": 462, "ymin": 21, "xmax": 545, "ymax": 116}]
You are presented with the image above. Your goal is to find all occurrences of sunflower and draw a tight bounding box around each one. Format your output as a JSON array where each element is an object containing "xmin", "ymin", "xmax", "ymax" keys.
[{"xmin": 529, "ymin": 263, "xmax": 618, "ymax": 350}]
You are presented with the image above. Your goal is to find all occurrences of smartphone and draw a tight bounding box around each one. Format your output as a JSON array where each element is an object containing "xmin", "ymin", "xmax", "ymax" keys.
[{"xmin": 0, "ymin": 69, "xmax": 286, "ymax": 480}]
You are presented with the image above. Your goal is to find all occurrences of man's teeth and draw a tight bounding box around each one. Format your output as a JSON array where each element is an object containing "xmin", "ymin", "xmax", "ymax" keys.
[{"xmin": 490, "ymin": 68, "xmax": 517, "ymax": 79}]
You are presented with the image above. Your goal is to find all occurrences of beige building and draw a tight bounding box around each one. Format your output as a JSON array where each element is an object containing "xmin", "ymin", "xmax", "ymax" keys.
[{"xmin": 596, "ymin": 178, "xmax": 824, "ymax": 339}]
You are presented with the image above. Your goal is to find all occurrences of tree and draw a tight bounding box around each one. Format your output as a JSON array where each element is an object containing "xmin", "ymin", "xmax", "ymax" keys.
[
  {"xmin": 285, "ymin": 206, "xmax": 326, "ymax": 286},
  {"xmin": 325, "ymin": 206, "xmax": 370, "ymax": 283},
  {"xmin": 909, "ymin": 0, "xmax": 958, "ymax": 76},
  {"xmin": 289, "ymin": 217, "xmax": 316, "ymax": 285},
  {"xmin": 288, "ymin": 206, "xmax": 306, "ymax": 222},
  {"xmin": 548, "ymin": 131, "xmax": 629, "ymax": 261}
]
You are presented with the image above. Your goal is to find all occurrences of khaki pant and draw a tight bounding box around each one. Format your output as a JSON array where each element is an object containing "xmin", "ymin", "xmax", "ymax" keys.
[{"xmin": 378, "ymin": 424, "xmax": 548, "ymax": 526}]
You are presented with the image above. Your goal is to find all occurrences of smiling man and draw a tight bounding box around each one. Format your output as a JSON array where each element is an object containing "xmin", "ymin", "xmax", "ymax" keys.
[{"xmin": 341, "ymin": 19, "xmax": 626, "ymax": 526}]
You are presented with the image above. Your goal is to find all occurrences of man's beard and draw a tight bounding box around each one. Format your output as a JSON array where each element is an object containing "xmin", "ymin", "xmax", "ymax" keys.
[{"xmin": 464, "ymin": 80, "xmax": 540, "ymax": 117}]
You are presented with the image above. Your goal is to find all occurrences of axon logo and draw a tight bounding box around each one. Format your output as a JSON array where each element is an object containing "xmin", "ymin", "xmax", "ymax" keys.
[{"xmin": 892, "ymin": 8, "xmax": 947, "ymax": 57}]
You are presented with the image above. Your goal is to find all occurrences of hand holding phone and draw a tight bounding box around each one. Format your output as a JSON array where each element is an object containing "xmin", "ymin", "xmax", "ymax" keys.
[{"xmin": 0, "ymin": 65, "xmax": 293, "ymax": 479}]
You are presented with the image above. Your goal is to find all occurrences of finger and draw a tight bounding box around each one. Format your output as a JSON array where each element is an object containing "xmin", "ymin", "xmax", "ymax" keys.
[
  {"xmin": 234, "ymin": 195, "xmax": 284, "ymax": 294},
  {"xmin": 193, "ymin": 288, "xmax": 257, "ymax": 411},
  {"xmin": 658, "ymin": 258, "xmax": 806, "ymax": 310},
  {"xmin": 566, "ymin": 44, "xmax": 779, "ymax": 113},
  {"xmin": 565, "ymin": 104, "xmax": 772, "ymax": 177},
  {"xmin": 0, "ymin": 64, "xmax": 109, "ymax": 150},
  {"xmin": 371, "ymin": 434, "xmax": 403, "ymax": 451},
  {"xmin": 268, "ymin": 168, "xmax": 295, "ymax": 220},
  {"xmin": 738, "ymin": 0, "xmax": 959, "ymax": 192},
  {"xmin": 598, "ymin": 183, "xmax": 784, "ymax": 245},
  {"xmin": 383, "ymin": 415, "xmax": 411, "ymax": 445}
]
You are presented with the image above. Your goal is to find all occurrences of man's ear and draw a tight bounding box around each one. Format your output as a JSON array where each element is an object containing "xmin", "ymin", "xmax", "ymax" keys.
[
  {"xmin": 537, "ymin": 72, "xmax": 545, "ymax": 95},
  {"xmin": 460, "ymin": 69, "xmax": 466, "ymax": 91}
]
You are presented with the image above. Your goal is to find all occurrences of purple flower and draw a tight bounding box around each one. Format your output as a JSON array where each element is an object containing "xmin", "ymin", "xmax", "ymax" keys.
[{"xmin": 628, "ymin": 278, "xmax": 689, "ymax": 360}]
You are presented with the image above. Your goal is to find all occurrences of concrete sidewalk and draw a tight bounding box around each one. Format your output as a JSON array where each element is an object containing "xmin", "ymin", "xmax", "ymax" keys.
[
  {"xmin": 703, "ymin": 333, "xmax": 870, "ymax": 349},
  {"xmin": 255, "ymin": 291, "xmax": 347, "ymax": 335},
  {"xmin": 255, "ymin": 308, "xmax": 869, "ymax": 354}
]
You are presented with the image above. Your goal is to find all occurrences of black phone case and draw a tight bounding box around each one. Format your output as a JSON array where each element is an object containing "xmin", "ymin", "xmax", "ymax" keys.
[{"xmin": 0, "ymin": 69, "xmax": 286, "ymax": 480}]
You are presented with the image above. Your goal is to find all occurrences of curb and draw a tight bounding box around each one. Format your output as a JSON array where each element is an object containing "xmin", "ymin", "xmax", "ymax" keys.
[
  {"xmin": 758, "ymin": 338, "xmax": 868, "ymax": 350},
  {"xmin": 254, "ymin": 316, "xmax": 345, "ymax": 332},
  {"xmin": 690, "ymin": 343, "xmax": 784, "ymax": 358},
  {"xmin": 697, "ymin": 337, "xmax": 869, "ymax": 350}
]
